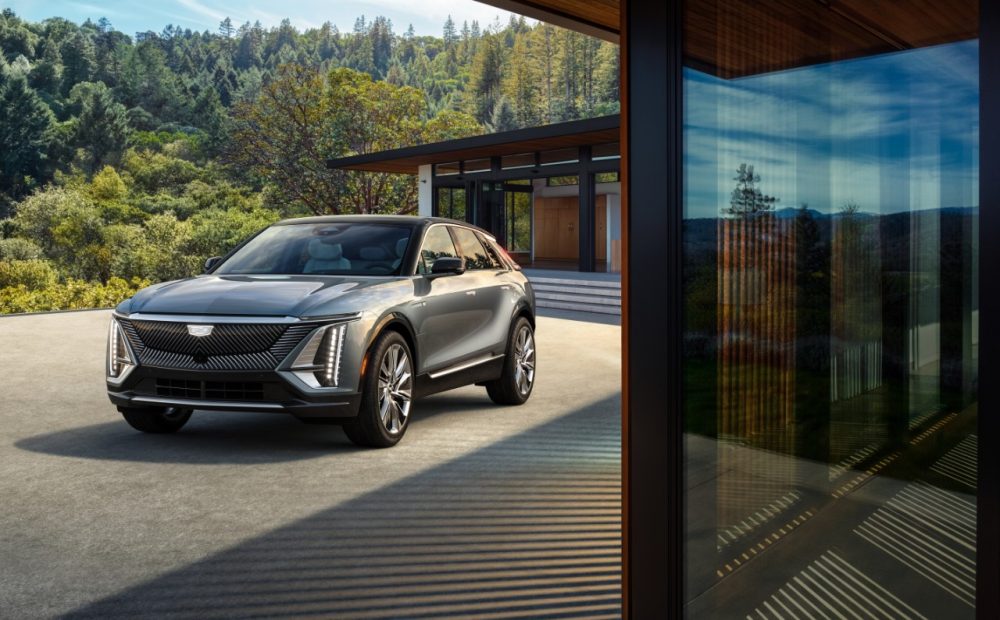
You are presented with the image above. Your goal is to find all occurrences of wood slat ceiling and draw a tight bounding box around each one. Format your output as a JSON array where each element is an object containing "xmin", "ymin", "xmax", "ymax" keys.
[{"xmin": 478, "ymin": 0, "xmax": 977, "ymax": 78}]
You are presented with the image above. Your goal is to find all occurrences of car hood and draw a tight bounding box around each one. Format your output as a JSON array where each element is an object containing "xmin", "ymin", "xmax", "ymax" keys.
[{"xmin": 125, "ymin": 274, "xmax": 408, "ymax": 317}]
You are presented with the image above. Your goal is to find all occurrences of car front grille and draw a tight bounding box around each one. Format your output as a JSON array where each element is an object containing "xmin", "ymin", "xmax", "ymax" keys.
[
  {"xmin": 155, "ymin": 378, "xmax": 265, "ymax": 401},
  {"xmin": 119, "ymin": 320, "xmax": 316, "ymax": 371}
]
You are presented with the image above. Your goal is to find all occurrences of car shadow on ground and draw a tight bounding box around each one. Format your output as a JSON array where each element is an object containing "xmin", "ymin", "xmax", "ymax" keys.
[
  {"xmin": 14, "ymin": 394, "xmax": 500, "ymax": 465},
  {"xmin": 62, "ymin": 395, "xmax": 622, "ymax": 619}
]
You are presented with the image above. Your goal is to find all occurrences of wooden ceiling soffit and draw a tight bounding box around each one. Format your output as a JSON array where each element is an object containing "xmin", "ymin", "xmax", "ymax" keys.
[
  {"xmin": 476, "ymin": 0, "xmax": 619, "ymax": 42},
  {"xmin": 683, "ymin": 0, "xmax": 977, "ymax": 79},
  {"xmin": 327, "ymin": 117, "xmax": 621, "ymax": 174},
  {"xmin": 478, "ymin": 0, "xmax": 976, "ymax": 79}
]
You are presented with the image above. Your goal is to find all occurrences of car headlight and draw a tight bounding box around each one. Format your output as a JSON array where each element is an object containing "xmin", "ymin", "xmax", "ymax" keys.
[
  {"xmin": 107, "ymin": 318, "xmax": 136, "ymax": 383},
  {"xmin": 289, "ymin": 323, "xmax": 348, "ymax": 388}
]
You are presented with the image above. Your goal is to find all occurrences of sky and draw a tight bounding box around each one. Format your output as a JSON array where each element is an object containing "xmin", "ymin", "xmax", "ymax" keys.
[
  {"xmin": 3, "ymin": 0, "xmax": 523, "ymax": 37},
  {"xmin": 684, "ymin": 40, "xmax": 980, "ymax": 219}
]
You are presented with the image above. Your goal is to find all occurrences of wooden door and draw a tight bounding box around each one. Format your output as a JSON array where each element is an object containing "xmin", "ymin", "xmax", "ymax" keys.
[{"xmin": 534, "ymin": 197, "xmax": 579, "ymax": 260}]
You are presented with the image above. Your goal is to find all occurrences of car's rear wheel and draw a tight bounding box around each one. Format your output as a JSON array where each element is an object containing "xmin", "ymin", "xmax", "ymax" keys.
[
  {"xmin": 485, "ymin": 317, "xmax": 535, "ymax": 405},
  {"xmin": 343, "ymin": 330, "xmax": 413, "ymax": 448},
  {"xmin": 119, "ymin": 406, "xmax": 193, "ymax": 433}
]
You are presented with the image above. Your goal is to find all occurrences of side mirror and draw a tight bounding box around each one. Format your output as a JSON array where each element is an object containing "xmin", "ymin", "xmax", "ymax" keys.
[
  {"xmin": 204, "ymin": 256, "xmax": 222, "ymax": 272},
  {"xmin": 429, "ymin": 256, "xmax": 465, "ymax": 277}
]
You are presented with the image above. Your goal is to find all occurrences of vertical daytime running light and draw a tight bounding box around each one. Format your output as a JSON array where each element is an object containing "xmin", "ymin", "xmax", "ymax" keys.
[{"xmin": 324, "ymin": 323, "xmax": 346, "ymax": 387}]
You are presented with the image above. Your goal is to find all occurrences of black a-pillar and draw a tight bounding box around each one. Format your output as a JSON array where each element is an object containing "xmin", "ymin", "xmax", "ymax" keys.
[{"xmin": 578, "ymin": 146, "xmax": 597, "ymax": 272}]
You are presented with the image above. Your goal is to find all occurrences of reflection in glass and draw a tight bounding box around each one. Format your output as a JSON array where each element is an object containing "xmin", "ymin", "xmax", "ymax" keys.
[
  {"xmin": 681, "ymin": 4, "xmax": 979, "ymax": 616},
  {"xmin": 436, "ymin": 187, "xmax": 466, "ymax": 222}
]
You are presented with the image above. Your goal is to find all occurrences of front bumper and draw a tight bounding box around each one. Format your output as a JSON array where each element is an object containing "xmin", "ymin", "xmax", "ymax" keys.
[{"xmin": 107, "ymin": 367, "xmax": 363, "ymax": 421}]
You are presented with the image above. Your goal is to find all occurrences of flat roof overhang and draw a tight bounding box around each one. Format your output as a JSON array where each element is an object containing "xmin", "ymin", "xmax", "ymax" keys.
[
  {"xmin": 326, "ymin": 114, "xmax": 619, "ymax": 175},
  {"xmin": 477, "ymin": 0, "xmax": 977, "ymax": 79}
]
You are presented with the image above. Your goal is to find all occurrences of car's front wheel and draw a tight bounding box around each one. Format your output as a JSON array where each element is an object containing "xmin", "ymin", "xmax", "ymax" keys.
[
  {"xmin": 343, "ymin": 330, "xmax": 414, "ymax": 448},
  {"xmin": 119, "ymin": 406, "xmax": 193, "ymax": 433},
  {"xmin": 485, "ymin": 317, "xmax": 536, "ymax": 405}
]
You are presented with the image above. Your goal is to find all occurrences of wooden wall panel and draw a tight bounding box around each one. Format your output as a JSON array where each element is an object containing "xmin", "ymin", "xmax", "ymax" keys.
[{"xmin": 596, "ymin": 195, "xmax": 608, "ymax": 261}]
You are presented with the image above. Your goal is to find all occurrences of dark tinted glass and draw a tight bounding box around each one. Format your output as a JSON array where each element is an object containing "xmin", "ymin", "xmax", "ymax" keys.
[
  {"xmin": 418, "ymin": 226, "xmax": 459, "ymax": 274},
  {"xmin": 215, "ymin": 223, "xmax": 413, "ymax": 276},
  {"xmin": 450, "ymin": 226, "xmax": 497, "ymax": 270}
]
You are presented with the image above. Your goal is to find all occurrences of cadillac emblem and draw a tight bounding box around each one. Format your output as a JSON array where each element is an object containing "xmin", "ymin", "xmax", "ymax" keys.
[{"xmin": 187, "ymin": 325, "xmax": 215, "ymax": 337}]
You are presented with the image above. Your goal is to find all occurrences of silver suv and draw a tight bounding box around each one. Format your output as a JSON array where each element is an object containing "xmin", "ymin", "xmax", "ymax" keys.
[{"xmin": 106, "ymin": 216, "xmax": 537, "ymax": 447}]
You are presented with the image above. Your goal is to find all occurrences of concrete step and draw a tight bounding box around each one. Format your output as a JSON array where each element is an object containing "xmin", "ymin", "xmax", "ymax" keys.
[
  {"xmin": 528, "ymin": 276, "xmax": 621, "ymax": 289},
  {"xmin": 532, "ymin": 282, "xmax": 621, "ymax": 296},
  {"xmin": 535, "ymin": 291, "xmax": 622, "ymax": 306},
  {"xmin": 527, "ymin": 273, "xmax": 622, "ymax": 317},
  {"xmin": 537, "ymin": 300, "xmax": 622, "ymax": 316}
]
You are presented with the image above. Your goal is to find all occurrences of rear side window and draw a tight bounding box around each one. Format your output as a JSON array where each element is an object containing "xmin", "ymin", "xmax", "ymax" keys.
[
  {"xmin": 451, "ymin": 226, "xmax": 500, "ymax": 270},
  {"xmin": 478, "ymin": 234, "xmax": 510, "ymax": 270},
  {"xmin": 418, "ymin": 226, "xmax": 459, "ymax": 274}
]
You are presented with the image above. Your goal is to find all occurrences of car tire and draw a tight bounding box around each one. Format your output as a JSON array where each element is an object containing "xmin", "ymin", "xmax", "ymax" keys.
[
  {"xmin": 485, "ymin": 317, "xmax": 535, "ymax": 405},
  {"xmin": 119, "ymin": 406, "xmax": 193, "ymax": 433},
  {"xmin": 343, "ymin": 330, "xmax": 414, "ymax": 448}
]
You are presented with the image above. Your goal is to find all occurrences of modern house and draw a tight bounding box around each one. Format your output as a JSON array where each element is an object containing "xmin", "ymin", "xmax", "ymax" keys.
[
  {"xmin": 350, "ymin": 1, "xmax": 998, "ymax": 617},
  {"xmin": 329, "ymin": 115, "xmax": 623, "ymax": 273}
]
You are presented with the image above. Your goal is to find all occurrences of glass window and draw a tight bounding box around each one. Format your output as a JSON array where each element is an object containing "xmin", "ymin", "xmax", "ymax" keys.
[
  {"xmin": 479, "ymin": 234, "xmax": 509, "ymax": 270},
  {"xmin": 546, "ymin": 175, "xmax": 578, "ymax": 187},
  {"xmin": 505, "ymin": 191, "xmax": 532, "ymax": 253},
  {"xmin": 417, "ymin": 226, "xmax": 458, "ymax": 275},
  {"xmin": 681, "ymin": 4, "xmax": 979, "ymax": 618},
  {"xmin": 214, "ymin": 223, "xmax": 414, "ymax": 277},
  {"xmin": 450, "ymin": 226, "xmax": 498, "ymax": 271},
  {"xmin": 435, "ymin": 187, "xmax": 466, "ymax": 221},
  {"xmin": 595, "ymin": 171, "xmax": 619, "ymax": 184}
]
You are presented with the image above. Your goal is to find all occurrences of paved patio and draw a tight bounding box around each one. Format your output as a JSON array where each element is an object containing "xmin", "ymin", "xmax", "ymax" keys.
[{"xmin": 0, "ymin": 310, "xmax": 621, "ymax": 619}]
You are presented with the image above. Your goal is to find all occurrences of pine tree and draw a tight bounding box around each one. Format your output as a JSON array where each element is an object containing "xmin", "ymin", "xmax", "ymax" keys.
[
  {"xmin": 59, "ymin": 31, "xmax": 96, "ymax": 96},
  {"xmin": 71, "ymin": 82, "xmax": 130, "ymax": 173},
  {"xmin": 29, "ymin": 42, "xmax": 62, "ymax": 94},
  {"xmin": 443, "ymin": 16, "xmax": 457, "ymax": 48},
  {"xmin": 0, "ymin": 71, "xmax": 54, "ymax": 199},
  {"xmin": 468, "ymin": 33, "xmax": 504, "ymax": 125},
  {"xmin": 489, "ymin": 95, "xmax": 517, "ymax": 132},
  {"xmin": 506, "ymin": 34, "xmax": 540, "ymax": 127},
  {"xmin": 219, "ymin": 17, "xmax": 235, "ymax": 39}
]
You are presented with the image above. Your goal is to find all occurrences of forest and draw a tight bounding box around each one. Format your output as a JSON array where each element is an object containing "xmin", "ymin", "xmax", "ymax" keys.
[{"xmin": 0, "ymin": 8, "xmax": 619, "ymax": 313}]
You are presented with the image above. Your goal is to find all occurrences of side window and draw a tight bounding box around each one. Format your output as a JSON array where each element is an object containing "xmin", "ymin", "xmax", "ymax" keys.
[
  {"xmin": 418, "ymin": 226, "xmax": 459, "ymax": 274},
  {"xmin": 477, "ymin": 234, "xmax": 508, "ymax": 270},
  {"xmin": 451, "ymin": 226, "xmax": 498, "ymax": 271}
]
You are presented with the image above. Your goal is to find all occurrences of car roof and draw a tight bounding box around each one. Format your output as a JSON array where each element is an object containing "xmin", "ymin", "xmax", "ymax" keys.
[{"xmin": 273, "ymin": 214, "xmax": 495, "ymax": 238}]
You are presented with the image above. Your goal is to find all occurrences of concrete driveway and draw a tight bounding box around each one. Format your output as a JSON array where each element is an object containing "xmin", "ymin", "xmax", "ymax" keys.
[{"xmin": 0, "ymin": 310, "xmax": 621, "ymax": 619}]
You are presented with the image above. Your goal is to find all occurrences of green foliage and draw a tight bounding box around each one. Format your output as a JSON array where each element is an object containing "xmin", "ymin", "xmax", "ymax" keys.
[
  {"xmin": 0, "ymin": 71, "xmax": 54, "ymax": 203},
  {"xmin": 0, "ymin": 258, "xmax": 57, "ymax": 288},
  {"xmin": 228, "ymin": 65, "xmax": 472, "ymax": 215},
  {"xmin": 0, "ymin": 8, "xmax": 620, "ymax": 314},
  {"xmin": 0, "ymin": 237, "xmax": 44, "ymax": 260},
  {"xmin": 70, "ymin": 82, "xmax": 130, "ymax": 172},
  {"xmin": 89, "ymin": 166, "xmax": 127, "ymax": 201},
  {"xmin": 0, "ymin": 276, "xmax": 149, "ymax": 314}
]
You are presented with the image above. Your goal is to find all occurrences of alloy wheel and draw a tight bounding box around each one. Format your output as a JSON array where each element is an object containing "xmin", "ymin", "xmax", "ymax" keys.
[
  {"xmin": 513, "ymin": 326, "xmax": 535, "ymax": 396},
  {"xmin": 377, "ymin": 343, "xmax": 412, "ymax": 435}
]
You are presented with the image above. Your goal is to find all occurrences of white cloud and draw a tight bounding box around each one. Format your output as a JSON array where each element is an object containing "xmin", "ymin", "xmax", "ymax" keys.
[{"xmin": 175, "ymin": 0, "xmax": 228, "ymax": 23}]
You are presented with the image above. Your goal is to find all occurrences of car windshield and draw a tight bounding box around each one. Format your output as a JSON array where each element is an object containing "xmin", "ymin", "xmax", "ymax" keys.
[{"xmin": 214, "ymin": 222, "xmax": 414, "ymax": 276}]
